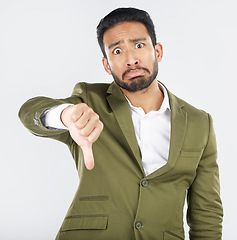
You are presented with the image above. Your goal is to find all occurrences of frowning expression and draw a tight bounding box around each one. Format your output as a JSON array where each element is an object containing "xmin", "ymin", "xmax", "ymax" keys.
[{"xmin": 102, "ymin": 21, "xmax": 163, "ymax": 92}]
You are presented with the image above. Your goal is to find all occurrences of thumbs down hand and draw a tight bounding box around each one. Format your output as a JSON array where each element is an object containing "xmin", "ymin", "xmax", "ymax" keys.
[{"xmin": 61, "ymin": 103, "xmax": 103, "ymax": 170}]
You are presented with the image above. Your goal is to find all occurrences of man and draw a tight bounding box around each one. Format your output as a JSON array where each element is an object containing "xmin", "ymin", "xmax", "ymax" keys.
[{"xmin": 19, "ymin": 7, "xmax": 223, "ymax": 240}]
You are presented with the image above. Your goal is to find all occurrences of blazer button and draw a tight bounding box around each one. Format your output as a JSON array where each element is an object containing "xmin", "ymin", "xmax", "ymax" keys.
[
  {"xmin": 141, "ymin": 179, "xmax": 149, "ymax": 187},
  {"xmin": 135, "ymin": 221, "xmax": 143, "ymax": 230}
]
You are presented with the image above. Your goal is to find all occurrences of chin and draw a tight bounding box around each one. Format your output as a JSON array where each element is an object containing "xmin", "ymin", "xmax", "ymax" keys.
[{"xmin": 121, "ymin": 78, "xmax": 154, "ymax": 92}]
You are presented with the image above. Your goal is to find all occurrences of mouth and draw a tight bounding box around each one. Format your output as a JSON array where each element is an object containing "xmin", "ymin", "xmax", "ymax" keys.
[{"xmin": 123, "ymin": 68, "xmax": 149, "ymax": 80}]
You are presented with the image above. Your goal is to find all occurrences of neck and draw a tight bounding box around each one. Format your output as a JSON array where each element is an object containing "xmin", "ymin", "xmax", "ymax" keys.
[{"xmin": 121, "ymin": 80, "xmax": 164, "ymax": 114}]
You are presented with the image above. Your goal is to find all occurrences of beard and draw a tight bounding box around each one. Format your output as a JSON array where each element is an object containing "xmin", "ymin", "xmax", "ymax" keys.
[{"xmin": 111, "ymin": 61, "xmax": 158, "ymax": 92}]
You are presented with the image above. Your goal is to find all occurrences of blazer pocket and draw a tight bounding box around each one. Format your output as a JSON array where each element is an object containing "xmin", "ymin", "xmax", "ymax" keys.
[
  {"xmin": 180, "ymin": 149, "xmax": 204, "ymax": 159},
  {"xmin": 163, "ymin": 231, "xmax": 184, "ymax": 240},
  {"xmin": 61, "ymin": 214, "xmax": 108, "ymax": 232}
]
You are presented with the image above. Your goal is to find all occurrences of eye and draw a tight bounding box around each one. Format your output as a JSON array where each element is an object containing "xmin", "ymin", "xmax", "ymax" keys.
[
  {"xmin": 135, "ymin": 43, "xmax": 144, "ymax": 49},
  {"xmin": 113, "ymin": 48, "xmax": 122, "ymax": 55}
]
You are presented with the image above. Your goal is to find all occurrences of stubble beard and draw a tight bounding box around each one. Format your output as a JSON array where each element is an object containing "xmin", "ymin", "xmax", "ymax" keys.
[{"xmin": 111, "ymin": 61, "xmax": 159, "ymax": 92}]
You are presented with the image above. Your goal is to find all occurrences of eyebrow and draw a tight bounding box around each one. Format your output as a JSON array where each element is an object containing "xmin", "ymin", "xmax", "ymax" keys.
[
  {"xmin": 108, "ymin": 40, "xmax": 122, "ymax": 50},
  {"xmin": 130, "ymin": 38, "xmax": 147, "ymax": 43},
  {"xmin": 108, "ymin": 38, "xmax": 148, "ymax": 50}
]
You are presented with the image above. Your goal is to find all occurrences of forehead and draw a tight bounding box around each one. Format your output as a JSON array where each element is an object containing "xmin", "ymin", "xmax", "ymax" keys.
[{"xmin": 103, "ymin": 22, "xmax": 151, "ymax": 47}]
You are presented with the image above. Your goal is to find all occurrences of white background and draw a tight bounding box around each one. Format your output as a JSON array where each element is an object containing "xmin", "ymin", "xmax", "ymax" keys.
[{"xmin": 0, "ymin": 0, "xmax": 236, "ymax": 239}]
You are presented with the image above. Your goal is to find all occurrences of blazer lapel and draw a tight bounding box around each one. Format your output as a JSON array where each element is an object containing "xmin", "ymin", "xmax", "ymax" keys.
[
  {"xmin": 167, "ymin": 91, "xmax": 187, "ymax": 167},
  {"xmin": 106, "ymin": 82, "xmax": 144, "ymax": 173},
  {"xmin": 106, "ymin": 81, "xmax": 187, "ymax": 178},
  {"xmin": 149, "ymin": 88, "xmax": 187, "ymax": 178}
]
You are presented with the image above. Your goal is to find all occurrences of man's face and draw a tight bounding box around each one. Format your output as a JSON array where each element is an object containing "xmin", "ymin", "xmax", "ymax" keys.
[{"xmin": 102, "ymin": 21, "xmax": 163, "ymax": 92}]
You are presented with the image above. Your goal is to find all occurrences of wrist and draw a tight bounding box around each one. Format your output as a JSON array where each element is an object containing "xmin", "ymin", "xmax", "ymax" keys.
[{"xmin": 60, "ymin": 105, "xmax": 72, "ymax": 128}]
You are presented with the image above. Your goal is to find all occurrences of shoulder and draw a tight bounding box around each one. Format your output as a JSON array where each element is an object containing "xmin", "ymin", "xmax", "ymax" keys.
[
  {"xmin": 167, "ymin": 89, "xmax": 210, "ymax": 126},
  {"xmin": 160, "ymin": 81, "xmax": 208, "ymax": 118},
  {"xmin": 72, "ymin": 82, "xmax": 111, "ymax": 96},
  {"xmin": 168, "ymin": 91, "xmax": 213, "ymax": 147},
  {"xmin": 71, "ymin": 82, "xmax": 113, "ymax": 111}
]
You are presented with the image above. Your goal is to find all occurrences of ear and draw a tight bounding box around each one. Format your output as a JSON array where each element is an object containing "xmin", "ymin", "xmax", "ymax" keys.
[
  {"xmin": 154, "ymin": 43, "xmax": 163, "ymax": 62},
  {"xmin": 102, "ymin": 57, "xmax": 112, "ymax": 75}
]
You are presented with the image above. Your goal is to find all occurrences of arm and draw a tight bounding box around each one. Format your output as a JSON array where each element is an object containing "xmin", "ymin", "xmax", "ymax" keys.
[
  {"xmin": 187, "ymin": 114, "xmax": 223, "ymax": 239},
  {"xmin": 41, "ymin": 103, "xmax": 72, "ymax": 130},
  {"xmin": 19, "ymin": 95, "xmax": 103, "ymax": 169},
  {"xmin": 18, "ymin": 82, "xmax": 87, "ymax": 141},
  {"xmin": 18, "ymin": 96, "xmax": 76, "ymax": 144}
]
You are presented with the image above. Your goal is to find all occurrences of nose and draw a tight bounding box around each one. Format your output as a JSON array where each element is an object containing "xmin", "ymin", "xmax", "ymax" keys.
[{"xmin": 126, "ymin": 50, "xmax": 140, "ymax": 67}]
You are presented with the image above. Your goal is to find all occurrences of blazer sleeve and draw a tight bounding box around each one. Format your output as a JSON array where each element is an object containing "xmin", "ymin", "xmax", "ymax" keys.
[
  {"xmin": 187, "ymin": 114, "xmax": 223, "ymax": 239},
  {"xmin": 18, "ymin": 83, "xmax": 87, "ymax": 144}
]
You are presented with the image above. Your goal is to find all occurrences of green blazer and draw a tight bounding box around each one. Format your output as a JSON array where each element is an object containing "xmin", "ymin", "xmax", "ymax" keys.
[{"xmin": 19, "ymin": 81, "xmax": 223, "ymax": 240}]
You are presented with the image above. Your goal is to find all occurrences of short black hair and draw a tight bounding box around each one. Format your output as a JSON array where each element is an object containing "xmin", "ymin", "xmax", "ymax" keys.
[{"xmin": 97, "ymin": 7, "xmax": 157, "ymax": 58}]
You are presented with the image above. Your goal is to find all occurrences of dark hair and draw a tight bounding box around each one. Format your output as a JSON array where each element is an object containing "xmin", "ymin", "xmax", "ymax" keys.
[{"xmin": 97, "ymin": 7, "xmax": 157, "ymax": 58}]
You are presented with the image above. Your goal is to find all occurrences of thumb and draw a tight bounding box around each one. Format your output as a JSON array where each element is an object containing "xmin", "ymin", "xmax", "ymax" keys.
[{"xmin": 81, "ymin": 142, "xmax": 95, "ymax": 170}]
